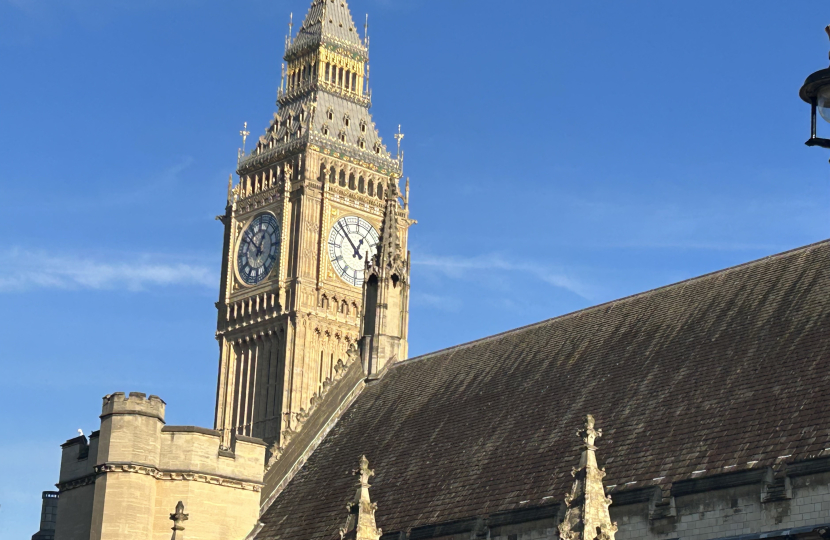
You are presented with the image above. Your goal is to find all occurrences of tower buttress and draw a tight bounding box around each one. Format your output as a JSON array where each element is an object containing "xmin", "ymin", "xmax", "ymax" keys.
[{"xmin": 359, "ymin": 184, "xmax": 410, "ymax": 379}]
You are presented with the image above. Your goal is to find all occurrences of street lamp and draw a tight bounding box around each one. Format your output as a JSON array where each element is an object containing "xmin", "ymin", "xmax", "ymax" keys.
[{"xmin": 799, "ymin": 26, "xmax": 830, "ymax": 149}]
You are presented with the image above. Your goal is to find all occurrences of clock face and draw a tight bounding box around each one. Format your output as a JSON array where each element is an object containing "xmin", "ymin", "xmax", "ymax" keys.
[
  {"xmin": 237, "ymin": 213, "xmax": 280, "ymax": 285},
  {"xmin": 328, "ymin": 216, "xmax": 379, "ymax": 287}
]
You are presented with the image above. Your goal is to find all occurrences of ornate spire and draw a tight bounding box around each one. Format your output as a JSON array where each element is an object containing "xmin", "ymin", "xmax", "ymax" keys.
[
  {"xmin": 339, "ymin": 456, "xmax": 382, "ymax": 540},
  {"xmin": 288, "ymin": 0, "xmax": 366, "ymax": 58},
  {"xmin": 169, "ymin": 501, "xmax": 189, "ymax": 540},
  {"xmin": 558, "ymin": 415, "xmax": 618, "ymax": 540},
  {"xmin": 377, "ymin": 192, "xmax": 401, "ymax": 272}
]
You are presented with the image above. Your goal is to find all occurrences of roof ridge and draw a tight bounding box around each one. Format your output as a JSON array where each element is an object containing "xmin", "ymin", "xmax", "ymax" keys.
[{"xmin": 397, "ymin": 238, "xmax": 830, "ymax": 367}]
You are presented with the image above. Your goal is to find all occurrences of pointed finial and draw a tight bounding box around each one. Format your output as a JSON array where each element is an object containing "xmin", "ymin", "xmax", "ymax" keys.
[
  {"xmin": 227, "ymin": 174, "xmax": 234, "ymax": 203},
  {"xmin": 364, "ymin": 14, "xmax": 370, "ymax": 51},
  {"xmin": 340, "ymin": 456, "xmax": 382, "ymax": 540},
  {"xmin": 578, "ymin": 413, "xmax": 602, "ymax": 450},
  {"xmin": 558, "ymin": 415, "xmax": 617, "ymax": 540},
  {"xmin": 394, "ymin": 125, "xmax": 404, "ymax": 161},
  {"xmin": 240, "ymin": 121, "xmax": 250, "ymax": 155},
  {"xmin": 404, "ymin": 177, "xmax": 410, "ymax": 209},
  {"xmin": 285, "ymin": 12, "xmax": 294, "ymax": 50},
  {"xmin": 170, "ymin": 501, "xmax": 189, "ymax": 540},
  {"xmin": 354, "ymin": 455, "xmax": 374, "ymax": 486}
]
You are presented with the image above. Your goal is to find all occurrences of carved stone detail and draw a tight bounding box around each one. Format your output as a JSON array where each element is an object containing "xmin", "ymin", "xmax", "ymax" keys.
[
  {"xmin": 91, "ymin": 463, "xmax": 262, "ymax": 492},
  {"xmin": 558, "ymin": 415, "xmax": 618, "ymax": 540},
  {"xmin": 339, "ymin": 456, "xmax": 382, "ymax": 540}
]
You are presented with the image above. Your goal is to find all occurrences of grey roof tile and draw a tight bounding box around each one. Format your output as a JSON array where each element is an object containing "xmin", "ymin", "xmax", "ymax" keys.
[{"xmin": 257, "ymin": 240, "xmax": 830, "ymax": 540}]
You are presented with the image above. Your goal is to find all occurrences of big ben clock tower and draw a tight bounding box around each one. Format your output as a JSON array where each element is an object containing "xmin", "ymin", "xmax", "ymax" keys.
[{"xmin": 213, "ymin": 0, "xmax": 411, "ymax": 450}]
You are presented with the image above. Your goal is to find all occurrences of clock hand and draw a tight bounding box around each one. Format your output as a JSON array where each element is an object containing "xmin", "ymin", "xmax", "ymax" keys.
[
  {"xmin": 339, "ymin": 223, "xmax": 362, "ymax": 259},
  {"xmin": 254, "ymin": 232, "xmax": 267, "ymax": 257}
]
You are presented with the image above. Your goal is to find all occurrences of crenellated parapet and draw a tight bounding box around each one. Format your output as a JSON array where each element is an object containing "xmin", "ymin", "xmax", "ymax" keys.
[
  {"xmin": 54, "ymin": 392, "xmax": 265, "ymax": 540},
  {"xmin": 100, "ymin": 391, "xmax": 165, "ymax": 422}
]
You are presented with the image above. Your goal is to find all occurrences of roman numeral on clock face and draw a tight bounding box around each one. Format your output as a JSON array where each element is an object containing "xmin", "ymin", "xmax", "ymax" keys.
[{"xmin": 327, "ymin": 216, "xmax": 379, "ymax": 288}]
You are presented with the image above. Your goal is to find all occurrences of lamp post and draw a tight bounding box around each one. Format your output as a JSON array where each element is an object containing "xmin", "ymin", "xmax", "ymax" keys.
[{"xmin": 799, "ymin": 26, "xmax": 830, "ymax": 149}]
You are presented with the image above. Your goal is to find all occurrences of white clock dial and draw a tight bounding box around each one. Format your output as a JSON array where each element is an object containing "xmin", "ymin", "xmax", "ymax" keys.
[{"xmin": 328, "ymin": 216, "xmax": 379, "ymax": 287}]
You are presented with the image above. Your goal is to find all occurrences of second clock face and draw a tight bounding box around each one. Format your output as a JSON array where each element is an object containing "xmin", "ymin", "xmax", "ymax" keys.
[
  {"xmin": 328, "ymin": 216, "xmax": 379, "ymax": 287},
  {"xmin": 237, "ymin": 213, "xmax": 280, "ymax": 285}
]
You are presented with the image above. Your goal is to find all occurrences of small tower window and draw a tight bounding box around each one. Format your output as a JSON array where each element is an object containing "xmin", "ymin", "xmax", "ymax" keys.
[
  {"xmin": 358, "ymin": 138, "xmax": 365, "ymax": 150},
  {"xmin": 322, "ymin": 125, "xmax": 329, "ymax": 136},
  {"xmin": 327, "ymin": 109, "xmax": 334, "ymax": 121},
  {"xmin": 339, "ymin": 130, "xmax": 346, "ymax": 143},
  {"xmin": 360, "ymin": 121, "xmax": 366, "ymax": 133},
  {"xmin": 344, "ymin": 115, "xmax": 350, "ymax": 127}
]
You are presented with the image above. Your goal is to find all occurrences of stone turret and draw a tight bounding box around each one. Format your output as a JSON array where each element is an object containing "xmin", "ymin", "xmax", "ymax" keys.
[
  {"xmin": 558, "ymin": 415, "xmax": 618, "ymax": 540},
  {"xmin": 359, "ymin": 186, "xmax": 410, "ymax": 379},
  {"xmin": 54, "ymin": 392, "xmax": 266, "ymax": 540}
]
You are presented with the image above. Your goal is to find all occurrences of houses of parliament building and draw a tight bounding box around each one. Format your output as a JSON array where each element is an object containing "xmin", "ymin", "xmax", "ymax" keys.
[{"xmin": 35, "ymin": 2, "xmax": 830, "ymax": 540}]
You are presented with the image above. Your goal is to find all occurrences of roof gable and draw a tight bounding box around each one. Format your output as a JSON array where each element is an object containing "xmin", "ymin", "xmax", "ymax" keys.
[{"xmin": 258, "ymin": 240, "xmax": 830, "ymax": 540}]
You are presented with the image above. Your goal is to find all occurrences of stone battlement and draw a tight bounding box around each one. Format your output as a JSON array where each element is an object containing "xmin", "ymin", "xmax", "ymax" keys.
[
  {"xmin": 55, "ymin": 392, "xmax": 264, "ymax": 540},
  {"xmin": 100, "ymin": 392, "xmax": 165, "ymax": 422}
]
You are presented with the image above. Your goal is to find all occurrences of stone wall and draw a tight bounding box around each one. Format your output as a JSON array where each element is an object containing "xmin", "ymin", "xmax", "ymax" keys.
[
  {"xmin": 384, "ymin": 469, "xmax": 830, "ymax": 540},
  {"xmin": 55, "ymin": 392, "xmax": 265, "ymax": 540},
  {"xmin": 612, "ymin": 471, "xmax": 830, "ymax": 540}
]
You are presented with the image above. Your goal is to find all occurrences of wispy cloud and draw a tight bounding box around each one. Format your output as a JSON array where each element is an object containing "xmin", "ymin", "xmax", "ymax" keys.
[
  {"xmin": 411, "ymin": 292, "xmax": 462, "ymax": 312},
  {"xmin": 414, "ymin": 253, "xmax": 589, "ymax": 299},
  {"xmin": 0, "ymin": 248, "xmax": 214, "ymax": 292}
]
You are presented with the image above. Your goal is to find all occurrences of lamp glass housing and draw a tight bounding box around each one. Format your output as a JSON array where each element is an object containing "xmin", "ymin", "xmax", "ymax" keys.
[{"xmin": 818, "ymin": 85, "xmax": 830, "ymax": 124}]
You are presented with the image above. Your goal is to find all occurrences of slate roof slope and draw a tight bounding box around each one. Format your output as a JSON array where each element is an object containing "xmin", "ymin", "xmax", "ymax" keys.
[
  {"xmin": 289, "ymin": 0, "xmax": 365, "ymax": 57},
  {"xmin": 258, "ymin": 240, "xmax": 830, "ymax": 540}
]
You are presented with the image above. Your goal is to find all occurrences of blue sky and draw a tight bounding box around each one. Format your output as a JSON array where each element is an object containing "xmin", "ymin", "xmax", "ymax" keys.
[{"xmin": 1, "ymin": 0, "xmax": 829, "ymax": 537}]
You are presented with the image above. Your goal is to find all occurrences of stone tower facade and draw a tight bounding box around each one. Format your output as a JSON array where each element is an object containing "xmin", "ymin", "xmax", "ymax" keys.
[{"xmin": 213, "ymin": 0, "xmax": 411, "ymax": 450}]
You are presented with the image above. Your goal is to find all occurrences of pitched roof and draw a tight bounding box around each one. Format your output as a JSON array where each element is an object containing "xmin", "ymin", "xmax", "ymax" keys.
[
  {"xmin": 289, "ymin": 0, "xmax": 365, "ymax": 56},
  {"xmin": 257, "ymin": 240, "xmax": 830, "ymax": 540}
]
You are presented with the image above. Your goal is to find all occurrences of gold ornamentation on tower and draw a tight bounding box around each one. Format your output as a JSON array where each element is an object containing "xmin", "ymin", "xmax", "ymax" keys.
[{"xmin": 213, "ymin": 0, "xmax": 411, "ymax": 452}]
